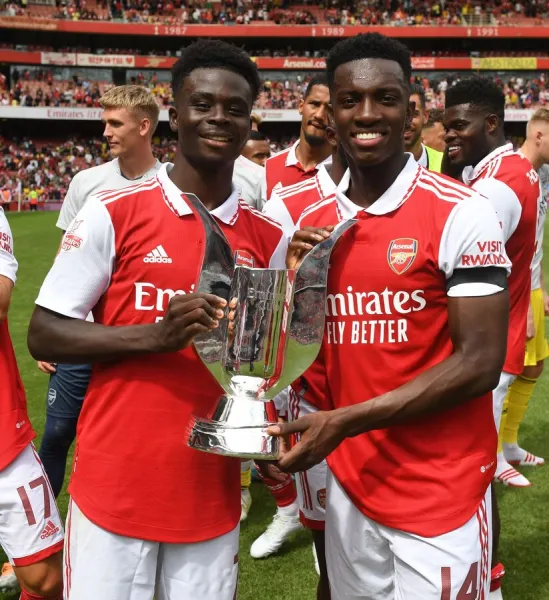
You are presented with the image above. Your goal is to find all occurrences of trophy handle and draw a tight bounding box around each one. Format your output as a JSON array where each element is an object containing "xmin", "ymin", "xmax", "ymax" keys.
[
  {"xmin": 185, "ymin": 193, "xmax": 235, "ymax": 393},
  {"xmin": 265, "ymin": 218, "xmax": 358, "ymax": 397}
]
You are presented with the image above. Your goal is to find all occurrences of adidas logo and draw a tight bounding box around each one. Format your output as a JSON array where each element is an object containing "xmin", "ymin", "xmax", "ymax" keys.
[
  {"xmin": 144, "ymin": 245, "xmax": 172, "ymax": 264},
  {"xmin": 40, "ymin": 520, "xmax": 60, "ymax": 540}
]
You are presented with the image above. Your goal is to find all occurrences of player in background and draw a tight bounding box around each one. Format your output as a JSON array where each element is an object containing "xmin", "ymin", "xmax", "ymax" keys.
[
  {"xmin": 242, "ymin": 130, "xmax": 271, "ymax": 167},
  {"xmin": 28, "ymin": 40, "xmax": 286, "ymax": 600},
  {"xmin": 404, "ymin": 83, "xmax": 443, "ymax": 172},
  {"xmin": 35, "ymin": 85, "xmax": 162, "ymax": 501},
  {"xmin": 264, "ymin": 74, "xmax": 331, "ymax": 200},
  {"xmin": 444, "ymin": 76, "xmax": 539, "ymax": 600},
  {"xmin": 271, "ymin": 32, "xmax": 510, "ymax": 600},
  {"xmin": 497, "ymin": 109, "xmax": 549, "ymax": 487},
  {"xmin": 233, "ymin": 131, "xmax": 270, "ymax": 211},
  {"xmin": 421, "ymin": 108, "xmax": 446, "ymax": 153},
  {"xmin": 264, "ymin": 115, "xmax": 347, "ymax": 239},
  {"xmin": 0, "ymin": 207, "xmax": 64, "ymax": 599}
]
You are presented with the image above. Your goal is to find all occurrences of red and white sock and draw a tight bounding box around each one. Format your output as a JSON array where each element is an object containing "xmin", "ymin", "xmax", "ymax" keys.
[
  {"xmin": 490, "ymin": 562, "xmax": 505, "ymax": 592},
  {"xmin": 261, "ymin": 474, "xmax": 298, "ymax": 516}
]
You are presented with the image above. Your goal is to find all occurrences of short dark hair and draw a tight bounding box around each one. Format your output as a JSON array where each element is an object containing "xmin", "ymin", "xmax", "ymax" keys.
[
  {"xmin": 249, "ymin": 130, "xmax": 267, "ymax": 141},
  {"xmin": 409, "ymin": 83, "xmax": 426, "ymax": 109},
  {"xmin": 445, "ymin": 76, "xmax": 505, "ymax": 121},
  {"xmin": 304, "ymin": 73, "xmax": 329, "ymax": 99},
  {"xmin": 172, "ymin": 40, "xmax": 261, "ymax": 100},
  {"xmin": 425, "ymin": 108, "xmax": 443, "ymax": 128},
  {"xmin": 326, "ymin": 33, "xmax": 412, "ymax": 89}
]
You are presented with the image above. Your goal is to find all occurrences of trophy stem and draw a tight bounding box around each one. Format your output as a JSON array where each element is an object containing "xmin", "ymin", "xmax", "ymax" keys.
[{"xmin": 188, "ymin": 396, "xmax": 281, "ymax": 460}]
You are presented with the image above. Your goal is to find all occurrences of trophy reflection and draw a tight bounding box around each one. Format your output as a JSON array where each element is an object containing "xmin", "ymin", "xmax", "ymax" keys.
[{"xmin": 186, "ymin": 193, "xmax": 356, "ymax": 460}]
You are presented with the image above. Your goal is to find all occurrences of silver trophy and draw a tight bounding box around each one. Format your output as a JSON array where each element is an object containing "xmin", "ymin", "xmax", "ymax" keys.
[{"xmin": 186, "ymin": 193, "xmax": 356, "ymax": 460}]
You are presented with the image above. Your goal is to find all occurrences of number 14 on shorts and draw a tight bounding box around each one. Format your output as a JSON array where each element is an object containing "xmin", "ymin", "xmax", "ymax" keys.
[{"xmin": 441, "ymin": 562, "xmax": 480, "ymax": 600}]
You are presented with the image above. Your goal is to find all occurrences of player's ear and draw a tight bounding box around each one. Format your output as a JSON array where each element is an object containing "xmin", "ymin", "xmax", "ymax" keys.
[
  {"xmin": 423, "ymin": 108, "xmax": 430, "ymax": 126},
  {"xmin": 298, "ymin": 97, "xmax": 305, "ymax": 116},
  {"xmin": 485, "ymin": 113, "xmax": 499, "ymax": 135},
  {"xmin": 168, "ymin": 107, "xmax": 178, "ymax": 133}
]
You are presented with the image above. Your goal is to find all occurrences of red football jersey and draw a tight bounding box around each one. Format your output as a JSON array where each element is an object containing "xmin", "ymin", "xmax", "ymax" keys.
[
  {"xmin": 309, "ymin": 159, "xmax": 510, "ymax": 536},
  {"xmin": 265, "ymin": 141, "xmax": 321, "ymax": 200},
  {"xmin": 36, "ymin": 165, "xmax": 286, "ymax": 543},
  {"xmin": 0, "ymin": 210, "xmax": 35, "ymax": 472},
  {"xmin": 463, "ymin": 144, "xmax": 539, "ymax": 375},
  {"xmin": 263, "ymin": 163, "xmax": 337, "ymax": 239},
  {"xmin": 263, "ymin": 166, "xmax": 338, "ymax": 412}
]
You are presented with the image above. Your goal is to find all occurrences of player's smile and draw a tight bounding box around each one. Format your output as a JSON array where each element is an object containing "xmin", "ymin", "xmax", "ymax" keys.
[
  {"xmin": 332, "ymin": 58, "xmax": 410, "ymax": 167},
  {"xmin": 443, "ymin": 105, "xmax": 489, "ymax": 168},
  {"xmin": 171, "ymin": 67, "xmax": 252, "ymax": 165}
]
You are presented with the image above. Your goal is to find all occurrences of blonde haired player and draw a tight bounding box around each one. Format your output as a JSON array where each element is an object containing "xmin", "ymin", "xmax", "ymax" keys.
[{"xmin": 496, "ymin": 108, "xmax": 549, "ymax": 487}]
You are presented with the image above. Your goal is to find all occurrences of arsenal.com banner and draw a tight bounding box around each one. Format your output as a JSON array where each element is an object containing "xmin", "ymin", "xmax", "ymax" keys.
[{"xmin": 0, "ymin": 106, "xmax": 536, "ymax": 123}]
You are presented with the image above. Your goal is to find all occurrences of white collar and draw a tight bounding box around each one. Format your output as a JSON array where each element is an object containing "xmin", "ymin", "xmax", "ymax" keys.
[
  {"xmin": 316, "ymin": 162, "xmax": 338, "ymax": 198},
  {"xmin": 285, "ymin": 140, "xmax": 301, "ymax": 167},
  {"xmin": 418, "ymin": 144, "xmax": 428, "ymax": 168},
  {"xmin": 156, "ymin": 163, "xmax": 240, "ymax": 224},
  {"xmin": 462, "ymin": 143, "xmax": 514, "ymax": 185},
  {"xmin": 335, "ymin": 154, "xmax": 420, "ymax": 219}
]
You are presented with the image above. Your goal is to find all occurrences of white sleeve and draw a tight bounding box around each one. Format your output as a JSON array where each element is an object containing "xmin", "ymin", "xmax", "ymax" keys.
[
  {"xmin": 273, "ymin": 387, "xmax": 289, "ymax": 417},
  {"xmin": 262, "ymin": 192, "xmax": 296, "ymax": 241},
  {"xmin": 0, "ymin": 208, "xmax": 17, "ymax": 283},
  {"xmin": 269, "ymin": 231, "xmax": 289, "ymax": 269},
  {"xmin": 56, "ymin": 175, "xmax": 82, "ymax": 231},
  {"xmin": 471, "ymin": 177, "xmax": 522, "ymax": 242},
  {"xmin": 36, "ymin": 196, "xmax": 115, "ymax": 319},
  {"xmin": 438, "ymin": 193, "xmax": 511, "ymax": 297}
]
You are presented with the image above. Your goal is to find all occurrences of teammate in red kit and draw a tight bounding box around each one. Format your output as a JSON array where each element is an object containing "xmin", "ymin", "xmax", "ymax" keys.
[
  {"xmin": 444, "ymin": 76, "xmax": 539, "ymax": 600},
  {"xmin": 0, "ymin": 207, "xmax": 64, "ymax": 600},
  {"xmin": 264, "ymin": 74, "xmax": 331, "ymax": 200},
  {"xmin": 27, "ymin": 40, "xmax": 286, "ymax": 600},
  {"xmin": 271, "ymin": 33, "xmax": 510, "ymax": 599},
  {"xmin": 264, "ymin": 116, "xmax": 347, "ymax": 239}
]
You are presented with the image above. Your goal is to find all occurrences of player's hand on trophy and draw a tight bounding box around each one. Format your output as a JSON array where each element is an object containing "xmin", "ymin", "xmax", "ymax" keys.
[
  {"xmin": 156, "ymin": 293, "xmax": 227, "ymax": 351},
  {"xmin": 286, "ymin": 226, "xmax": 335, "ymax": 270},
  {"xmin": 227, "ymin": 297, "xmax": 238, "ymax": 345},
  {"xmin": 267, "ymin": 410, "xmax": 347, "ymax": 473},
  {"xmin": 254, "ymin": 460, "xmax": 288, "ymax": 483}
]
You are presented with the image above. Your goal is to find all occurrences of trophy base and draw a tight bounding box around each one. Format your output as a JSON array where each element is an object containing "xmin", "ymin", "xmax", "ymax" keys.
[{"xmin": 188, "ymin": 396, "xmax": 281, "ymax": 460}]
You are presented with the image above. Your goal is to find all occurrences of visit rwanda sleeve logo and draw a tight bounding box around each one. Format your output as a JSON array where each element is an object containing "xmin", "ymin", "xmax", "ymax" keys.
[{"xmin": 387, "ymin": 238, "xmax": 418, "ymax": 275}]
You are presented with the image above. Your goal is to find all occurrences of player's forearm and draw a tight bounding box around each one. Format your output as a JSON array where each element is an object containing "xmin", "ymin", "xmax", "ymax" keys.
[
  {"xmin": 27, "ymin": 306, "xmax": 162, "ymax": 363},
  {"xmin": 338, "ymin": 349, "xmax": 502, "ymax": 438},
  {"xmin": 0, "ymin": 276, "xmax": 14, "ymax": 323}
]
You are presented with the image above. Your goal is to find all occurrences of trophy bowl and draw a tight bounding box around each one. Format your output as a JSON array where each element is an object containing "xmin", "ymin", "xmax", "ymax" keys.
[{"xmin": 185, "ymin": 192, "xmax": 356, "ymax": 459}]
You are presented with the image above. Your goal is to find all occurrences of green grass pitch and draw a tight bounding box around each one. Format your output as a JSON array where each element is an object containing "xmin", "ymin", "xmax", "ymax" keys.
[{"xmin": 2, "ymin": 210, "xmax": 549, "ymax": 599}]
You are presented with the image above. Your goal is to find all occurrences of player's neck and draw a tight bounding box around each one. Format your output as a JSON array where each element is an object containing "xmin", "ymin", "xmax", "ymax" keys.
[
  {"xmin": 519, "ymin": 141, "xmax": 542, "ymax": 171},
  {"xmin": 170, "ymin": 152, "xmax": 234, "ymax": 211},
  {"xmin": 409, "ymin": 140, "xmax": 423, "ymax": 162},
  {"xmin": 347, "ymin": 153, "xmax": 408, "ymax": 209},
  {"xmin": 296, "ymin": 135, "xmax": 331, "ymax": 171},
  {"xmin": 328, "ymin": 150, "xmax": 347, "ymax": 187},
  {"xmin": 118, "ymin": 149, "xmax": 156, "ymax": 180}
]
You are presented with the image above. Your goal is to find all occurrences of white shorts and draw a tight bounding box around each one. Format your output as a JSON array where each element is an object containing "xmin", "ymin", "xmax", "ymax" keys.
[
  {"xmin": 326, "ymin": 470, "xmax": 492, "ymax": 600},
  {"xmin": 0, "ymin": 443, "xmax": 64, "ymax": 566},
  {"xmin": 493, "ymin": 371, "xmax": 516, "ymax": 431},
  {"xmin": 288, "ymin": 388, "xmax": 327, "ymax": 530},
  {"xmin": 64, "ymin": 499, "xmax": 240, "ymax": 600}
]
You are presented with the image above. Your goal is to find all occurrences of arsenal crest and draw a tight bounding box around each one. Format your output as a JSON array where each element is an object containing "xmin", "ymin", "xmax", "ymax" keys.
[
  {"xmin": 387, "ymin": 238, "xmax": 418, "ymax": 275},
  {"xmin": 317, "ymin": 488, "xmax": 326, "ymax": 510},
  {"xmin": 234, "ymin": 250, "xmax": 255, "ymax": 268}
]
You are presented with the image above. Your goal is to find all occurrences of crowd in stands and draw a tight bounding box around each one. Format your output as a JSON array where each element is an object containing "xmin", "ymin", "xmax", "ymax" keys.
[
  {"xmin": 0, "ymin": 134, "xmax": 293, "ymax": 205},
  {"xmin": 4, "ymin": 66, "xmax": 549, "ymax": 111},
  {"xmin": 2, "ymin": 0, "xmax": 548, "ymax": 25},
  {"xmin": 2, "ymin": 41, "xmax": 549, "ymax": 59}
]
